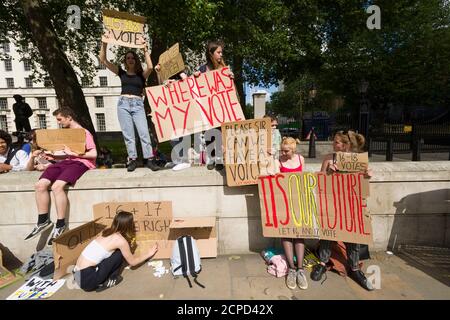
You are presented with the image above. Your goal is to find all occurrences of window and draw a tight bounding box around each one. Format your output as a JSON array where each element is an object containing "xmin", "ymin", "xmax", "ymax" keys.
[
  {"xmin": 6, "ymin": 78, "xmax": 14, "ymax": 88},
  {"xmin": 81, "ymin": 77, "xmax": 90, "ymax": 87},
  {"xmin": 44, "ymin": 78, "xmax": 53, "ymax": 87},
  {"xmin": 23, "ymin": 59, "xmax": 32, "ymax": 71},
  {"xmin": 96, "ymin": 113, "xmax": 106, "ymax": 132},
  {"xmin": 95, "ymin": 96, "xmax": 104, "ymax": 108},
  {"xmin": 99, "ymin": 76, "xmax": 108, "ymax": 87},
  {"xmin": 97, "ymin": 58, "xmax": 106, "ymax": 70},
  {"xmin": 0, "ymin": 115, "xmax": 8, "ymax": 131},
  {"xmin": 0, "ymin": 98, "xmax": 7, "ymax": 110},
  {"xmin": 4, "ymin": 59, "xmax": 12, "ymax": 71},
  {"xmin": 2, "ymin": 42, "xmax": 10, "ymax": 53},
  {"xmin": 37, "ymin": 97, "xmax": 47, "ymax": 109},
  {"xmin": 37, "ymin": 114, "xmax": 47, "ymax": 129},
  {"xmin": 25, "ymin": 77, "xmax": 33, "ymax": 88}
]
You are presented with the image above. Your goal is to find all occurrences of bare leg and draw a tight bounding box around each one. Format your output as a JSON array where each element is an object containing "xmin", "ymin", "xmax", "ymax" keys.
[
  {"xmin": 294, "ymin": 239, "xmax": 305, "ymax": 269},
  {"xmin": 282, "ymin": 238, "xmax": 296, "ymax": 269},
  {"xmin": 51, "ymin": 180, "xmax": 69, "ymax": 220},
  {"xmin": 35, "ymin": 179, "xmax": 51, "ymax": 214}
]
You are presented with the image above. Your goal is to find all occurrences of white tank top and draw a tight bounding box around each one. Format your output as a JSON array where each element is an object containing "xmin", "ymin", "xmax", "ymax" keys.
[{"xmin": 81, "ymin": 240, "xmax": 113, "ymax": 264}]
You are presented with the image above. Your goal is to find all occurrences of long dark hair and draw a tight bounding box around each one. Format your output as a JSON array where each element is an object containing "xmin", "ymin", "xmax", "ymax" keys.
[
  {"xmin": 205, "ymin": 40, "xmax": 226, "ymax": 70},
  {"xmin": 102, "ymin": 211, "xmax": 136, "ymax": 245},
  {"xmin": 123, "ymin": 50, "xmax": 144, "ymax": 75}
]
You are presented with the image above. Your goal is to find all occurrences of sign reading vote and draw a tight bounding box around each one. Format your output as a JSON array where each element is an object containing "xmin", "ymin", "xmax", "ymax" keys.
[
  {"xmin": 222, "ymin": 118, "xmax": 274, "ymax": 187},
  {"xmin": 158, "ymin": 43, "xmax": 185, "ymax": 82},
  {"xmin": 145, "ymin": 67, "xmax": 245, "ymax": 142},
  {"xmin": 335, "ymin": 152, "xmax": 369, "ymax": 172},
  {"xmin": 258, "ymin": 172, "xmax": 373, "ymax": 245},
  {"xmin": 102, "ymin": 9, "xmax": 146, "ymax": 48}
]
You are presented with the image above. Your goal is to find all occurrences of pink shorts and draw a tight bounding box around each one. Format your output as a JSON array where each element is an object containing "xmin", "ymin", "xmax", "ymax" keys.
[{"xmin": 40, "ymin": 160, "xmax": 89, "ymax": 185}]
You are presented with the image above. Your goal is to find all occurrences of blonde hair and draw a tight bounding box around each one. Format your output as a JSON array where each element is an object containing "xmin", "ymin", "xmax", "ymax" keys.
[
  {"xmin": 334, "ymin": 130, "xmax": 365, "ymax": 152},
  {"xmin": 281, "ymin": 137, "xmax": 301, "ymax": 152}
]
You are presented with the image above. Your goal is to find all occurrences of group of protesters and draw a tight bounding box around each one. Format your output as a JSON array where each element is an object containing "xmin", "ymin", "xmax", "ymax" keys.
[{"xmin": 0, "ymin": 37, "xmax": 375, "ymax": 293}]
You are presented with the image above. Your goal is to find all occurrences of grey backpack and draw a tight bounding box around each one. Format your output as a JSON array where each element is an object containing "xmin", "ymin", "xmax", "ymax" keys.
[{"xmin": 171, "ymin": 235, "xmax": 205, "ymax": 288}]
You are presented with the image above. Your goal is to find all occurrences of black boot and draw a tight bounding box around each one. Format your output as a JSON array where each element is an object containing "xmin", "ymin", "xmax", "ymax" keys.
[
  {"xmin": 147, "ymin": 158, "xmax": 160, "ymax": 171},
  {"xmin": 311, "ymin": 264, "xmax": 327, "ymax": 281},
  {"xmin": 127, "ymin": 159, "xmax": 137, "ymax": 172},
  {"xmin": 349, "ymin": 269, "xmax": 374, "ymax": 291}
]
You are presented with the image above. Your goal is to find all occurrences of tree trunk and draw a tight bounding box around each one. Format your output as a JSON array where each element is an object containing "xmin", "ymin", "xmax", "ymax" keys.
[
  {"xmin": 232, "ymin": 55, "xmax": 246, "ymax": 111},
  {"xmin": 21, "ymin": 0, "xmax": 97, "ymax": 143}
]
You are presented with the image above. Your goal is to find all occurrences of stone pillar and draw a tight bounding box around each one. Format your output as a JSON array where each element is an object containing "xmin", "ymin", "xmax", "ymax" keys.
[{"xmin": 252, "ymin": 90, "xmax": 267, "ymax": 119}]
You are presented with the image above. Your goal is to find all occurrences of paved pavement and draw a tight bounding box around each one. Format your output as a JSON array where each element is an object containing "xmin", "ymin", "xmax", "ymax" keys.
[{"xmin": 1, "ymin": 251, "xmax": 449, "ymax": 300}]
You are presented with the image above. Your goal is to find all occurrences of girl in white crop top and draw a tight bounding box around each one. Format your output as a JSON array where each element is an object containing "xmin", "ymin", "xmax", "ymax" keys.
[{"xmin": 75, "ymin": 211, "xmax": 158, "ymax": 292}]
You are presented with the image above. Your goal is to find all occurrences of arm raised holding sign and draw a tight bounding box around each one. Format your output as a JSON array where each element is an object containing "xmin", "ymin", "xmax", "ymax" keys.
[{"xmin": 75, "ymin": 211, "xmax": 158, "ymax": 292}]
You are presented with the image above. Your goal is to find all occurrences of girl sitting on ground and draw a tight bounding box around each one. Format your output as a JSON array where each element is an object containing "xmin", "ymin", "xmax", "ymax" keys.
[{"xmin": 74, "ymin": 211, "xmax": 158, "ymax": 292}]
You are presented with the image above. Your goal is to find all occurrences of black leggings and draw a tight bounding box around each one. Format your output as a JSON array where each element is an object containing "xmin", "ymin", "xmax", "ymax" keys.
[{"xmin": 77, "ymin": 250, "xmax": 124, "ymax": 292}]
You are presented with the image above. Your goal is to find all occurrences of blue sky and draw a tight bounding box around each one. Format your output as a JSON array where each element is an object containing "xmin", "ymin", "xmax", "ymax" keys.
[{"xmin": 245, "ymin": 83, "xmax": 279, "ymax": 105}]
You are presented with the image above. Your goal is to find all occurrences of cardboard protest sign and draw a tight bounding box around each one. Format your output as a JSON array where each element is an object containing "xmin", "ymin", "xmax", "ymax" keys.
[
  {"xmin": 0, "ymin": 250, "xmax": 20, "ymax": 289},
  {"xmin": 102, "ymin": 9, "xmax": 146, "ymax": 48},
  {"xmin": 158, "ymin": 43, "xmax": 185, "ymax": 82},
  {"xmin": 335, "ymin": 152, "xmax": 369, "ymax": 172},
  {"xmin": 6, "ymin": 277, "xmax": 66, "ymax": 300},
  {"xmin": 35, "ymin": 128, "xmax": 86, "ymax": 155},
  {"xmin": 258, "ymin": 172, "xmax": 373, "ymax": 245},
  {"xmin": 53, "ymin": 219, "xmax": 106, "ymax": 280},
  {"xmin": 222, "ymin": 118, "xmax": 275, "ymax": 187},
  {"xmin": 145, "ymin": 67, "xmax": 245, "ymax": 142},
  {"xmin": 93, "ymin": 202, "xmax": 217, "ymax": 258},
  {"xmin": 93, "ymin": 202, "xmax": 173, "ymax": 259}
]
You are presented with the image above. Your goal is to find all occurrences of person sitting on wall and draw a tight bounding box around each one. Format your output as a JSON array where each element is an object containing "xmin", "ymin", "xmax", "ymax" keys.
[
  {"xmin": 24, "ymin": 107, "xmax": 97, "ymax": 246},
  {"xmin": 26, "ymin": 130, "xmax": 55, "ymax": 172},
  {"xmin": 0, "ymin": 129, "xmax": 29, "ymax": 173},
  {"xmin": 73, "ymin": 211, "xmax": 158, "ymax": 292}
]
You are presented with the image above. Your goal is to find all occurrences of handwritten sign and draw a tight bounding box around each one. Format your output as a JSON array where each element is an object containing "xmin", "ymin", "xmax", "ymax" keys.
[
  {"xmin": 158, "ymin": 43, "xmax": 185, "ymax": 82},
  {"xmin": 35, "ymin": 128, "xmax": 86, "ymax": 154},
  {"xmin": 93, "ymin": 202, "xmax": 173, "ymax": 259},
  {"xmin": 222, "ymin": 118, "xmax": 275, "ymax": 186},
  {"xmin": 102, "ymin": 9, "xmax": 146, "ymax": 48},
  {"xmin": 7, "ymin": 277, "xmax": 66, "ymax": 300},
  {"xmin": 145, "ymin": 67, "xmax": 245, "ymax": 142},
  {"xmin": 335, "ymin": 152, "xmax": 369, "ymax": 172},
  {"xmin": 258, "ymin": 172, "xmax": 373, "ymax": 245},
  {"xmin": 53, "ymin": 220, "xmax": 105, "ymax": 280}
]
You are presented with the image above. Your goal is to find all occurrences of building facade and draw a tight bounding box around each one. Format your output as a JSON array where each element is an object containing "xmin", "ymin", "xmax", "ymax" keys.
[{"xmin": 0, "ymin": 40, "xmax": 123, "ymax": 133}]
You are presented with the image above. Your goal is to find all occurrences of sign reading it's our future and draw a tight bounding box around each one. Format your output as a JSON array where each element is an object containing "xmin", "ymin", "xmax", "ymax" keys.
[{"xmin": 258, "ymin": 172, "xmax": 373, "ymax": 245}]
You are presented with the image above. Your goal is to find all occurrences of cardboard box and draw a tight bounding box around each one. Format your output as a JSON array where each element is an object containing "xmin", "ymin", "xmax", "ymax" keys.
[
  {"xmin": 0, "ymin": 250, "xmax": 20, "ymax": 289},
  {"xmin": 36, "ymin": 128, "xmax": 86, "ymax": 155},
  {"xmin": 52, "ymin": 219, "xmax": 106, "ymax": 280}
]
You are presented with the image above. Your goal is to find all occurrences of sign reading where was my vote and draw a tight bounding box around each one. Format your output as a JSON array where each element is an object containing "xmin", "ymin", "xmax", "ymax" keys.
[
  {"xmin": 222, "ymin": 118, "xmax": 275, "ymax": 187},
  {"xmin": 258, "ymin": 172, "xmax": 373, "ymax": 245},
  {"xmin": 145, "ymin": 67, "xmax": 245, "ymax": 142},
  {"xmin": 102, "ymin": 9, "xmax": 146, "ymax": 48}
]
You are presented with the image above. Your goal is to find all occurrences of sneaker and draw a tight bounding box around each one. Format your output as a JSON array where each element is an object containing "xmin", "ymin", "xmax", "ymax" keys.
[
  {"xmin": 297, "ymin": 269, "xmax": 308, "ymax": 290},
  {"xmin": 286, "ymin": 268, "xmax": 297, "ymax": 290},
  {"xmin": 24, "ymin": 220, "xmax": 53, "ymax": 241},
  {"xmin": 207, "ymin": 163, "xmax": 215, "ymax": 170},
  {"xmin": 127, "ymin": 159, "xmax": 137, "ymax": 172},
  {"xmin": 96, "ymin": 275, "xmax": 123, "ymax": 292},
  {"xmin": 349, "ymin": 269, "xmax": 374, "ymax": 291},
  {"xmin": 47, "ymin": 225, "xmax": 67, "ymax": 246},
  {"xmin": 146, "ymin": 159, "xmax": 160, "ymax": 171},
  {"xmin": 215, "ymin": 163, "xmax": 224, "ymax": 171},
  {"xmin": 311, "ymin": 263, "xmax": 327, "ymax": 281},
  {"xmin": 172, "ymin": 162, "xmax": 191, "ymax": 171}
]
